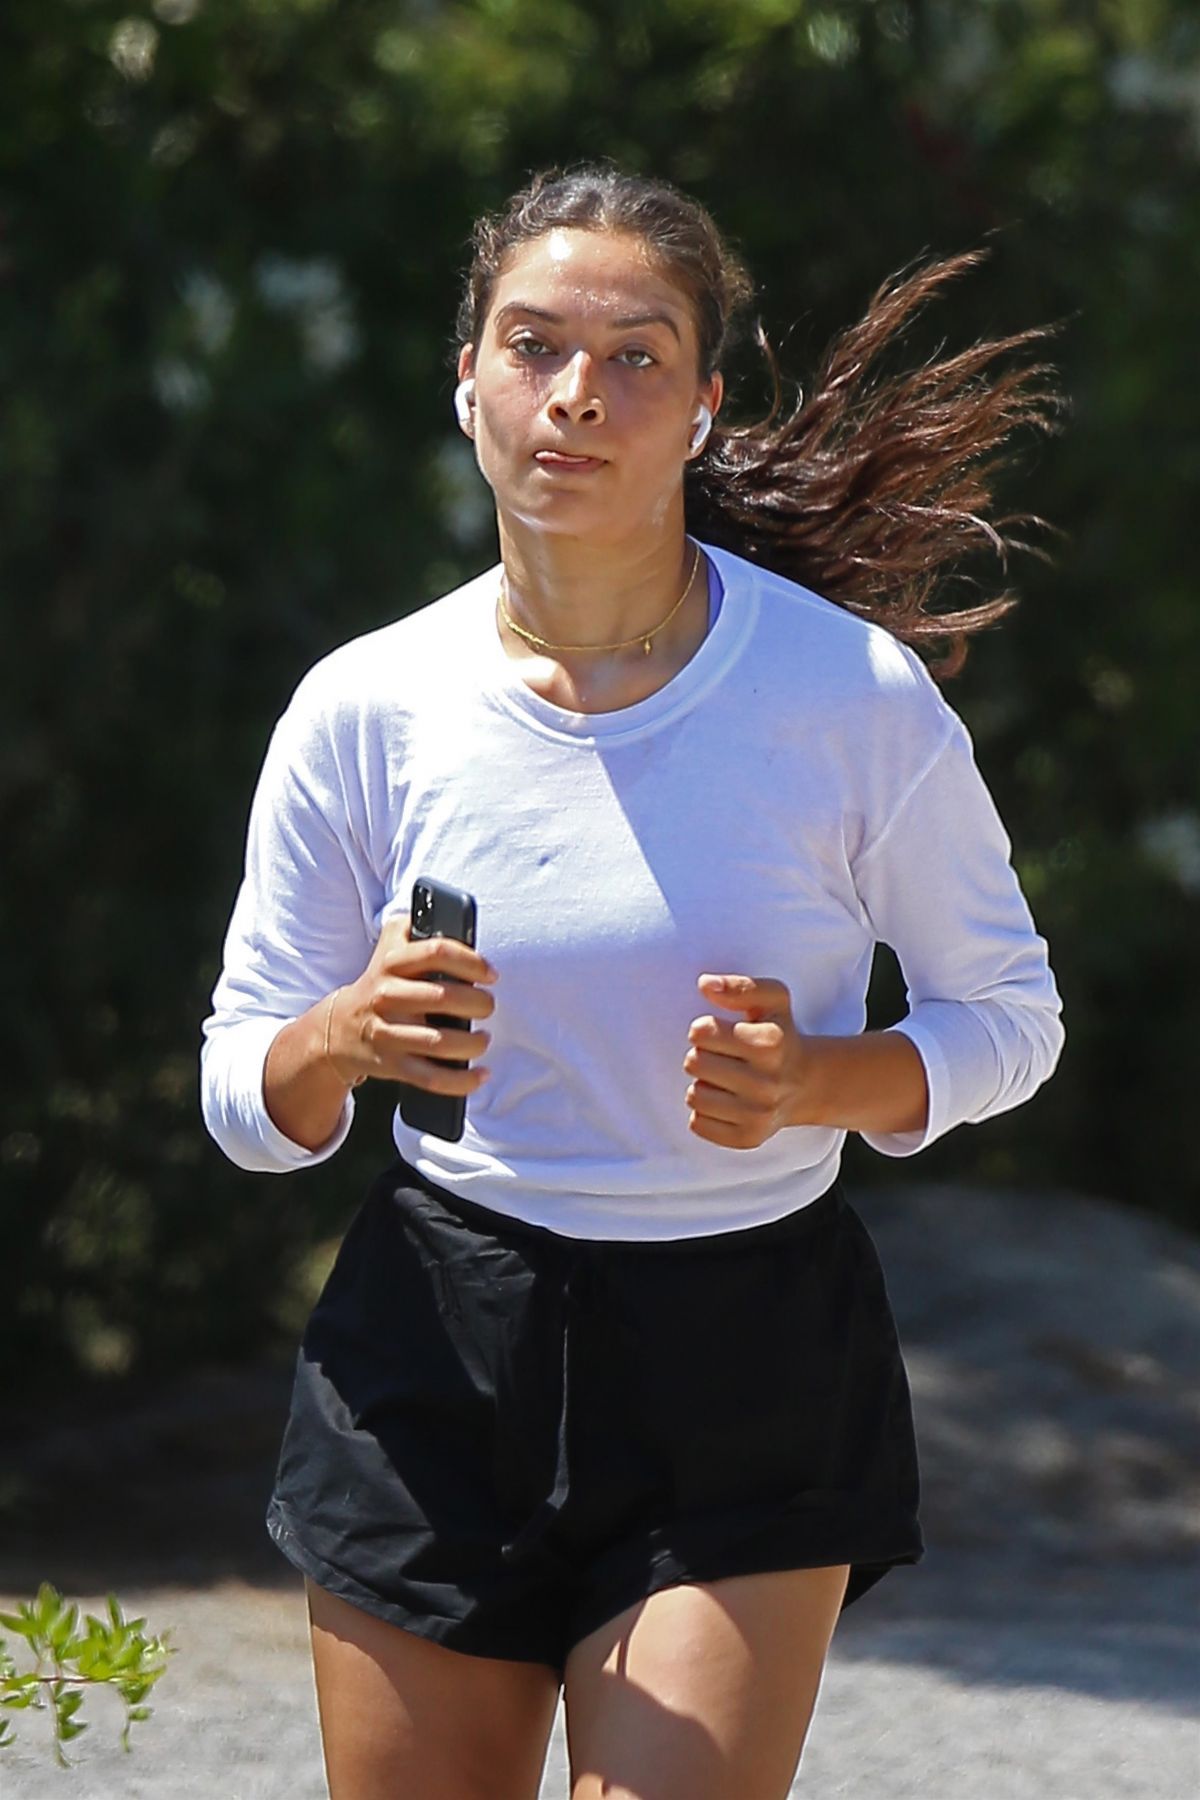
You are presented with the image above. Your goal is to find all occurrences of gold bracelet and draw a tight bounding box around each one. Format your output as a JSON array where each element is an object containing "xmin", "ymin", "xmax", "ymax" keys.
[{"xmin": 324, "ymin": 987, "xmax": 367, "ymax": 1089}]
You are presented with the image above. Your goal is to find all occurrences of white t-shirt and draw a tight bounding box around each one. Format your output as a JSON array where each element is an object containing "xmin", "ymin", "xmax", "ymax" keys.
[{"xmin": 200, "ymin": 537, "xmax": 1065, "ymax": 1239}]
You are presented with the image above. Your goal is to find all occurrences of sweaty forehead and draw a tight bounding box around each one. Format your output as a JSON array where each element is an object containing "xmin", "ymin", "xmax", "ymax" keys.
[{"xmin": 491, "ymin": 229, "xmax": 688, "ymax": 324}]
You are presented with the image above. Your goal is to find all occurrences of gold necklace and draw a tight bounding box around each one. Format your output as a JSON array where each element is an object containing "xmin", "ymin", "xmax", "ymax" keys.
[{"xmin": 498, "ymin": 540, "xmax": 702, "ymax": 658}]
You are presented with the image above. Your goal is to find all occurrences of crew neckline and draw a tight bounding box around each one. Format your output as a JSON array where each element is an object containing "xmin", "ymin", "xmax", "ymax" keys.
[{"xmin": 472, "ymin": 538, "xmax": 759, "ymax": 745}]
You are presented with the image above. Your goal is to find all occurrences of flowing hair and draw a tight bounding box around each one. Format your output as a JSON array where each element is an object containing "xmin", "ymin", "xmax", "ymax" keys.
[{"xmin": 451, "ymin": 158, "xmax": 1069, "ymax": 681}]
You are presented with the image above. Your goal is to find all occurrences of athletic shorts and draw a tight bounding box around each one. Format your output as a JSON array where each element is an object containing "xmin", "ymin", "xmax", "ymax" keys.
[{"xmin": 266, "ymin": 1154, "xmax": 924, "ymax": 1678}]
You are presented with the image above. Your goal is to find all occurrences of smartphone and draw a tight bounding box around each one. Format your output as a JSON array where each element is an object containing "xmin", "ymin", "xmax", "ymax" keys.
[{"xmin": 396, "ymin": 876, "xmax": 479, "ymax": 1143}]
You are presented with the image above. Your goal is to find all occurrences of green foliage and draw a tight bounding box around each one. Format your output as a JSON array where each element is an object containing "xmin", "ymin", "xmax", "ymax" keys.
[
  {"xmin": 0, "ymin": 1583, "xmax": 175, "ymax": 1768},
  {"xmin": 0, "ymin": 0, "xmax": 1196, "ymax": 1385}
]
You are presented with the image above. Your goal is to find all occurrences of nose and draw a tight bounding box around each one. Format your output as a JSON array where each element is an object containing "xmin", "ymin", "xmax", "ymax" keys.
[{"xmin": 547, "ymin": 351, "xmax": 606, "ymax": 426}]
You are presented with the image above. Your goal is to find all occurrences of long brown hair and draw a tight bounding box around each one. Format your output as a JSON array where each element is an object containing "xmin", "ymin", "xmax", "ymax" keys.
[{"xmin": 452, "ymin": 158, "xmax": 1069, "ymax": 681}]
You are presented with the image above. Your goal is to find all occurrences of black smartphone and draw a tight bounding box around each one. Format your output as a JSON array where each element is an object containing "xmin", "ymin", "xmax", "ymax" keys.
[{"xmin": 396, "ymin": 875, "xmax": 479, "ymax": 1143}]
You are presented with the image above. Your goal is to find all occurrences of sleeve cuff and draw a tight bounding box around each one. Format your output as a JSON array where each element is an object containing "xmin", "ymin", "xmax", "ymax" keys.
[
  {"xmin": 257, "ymin": 1084, "xmax": 357, "ymax": 1168},
  {"xmin": 256, "ymin": 1018, "xmax": 357, "ymax": 1167},
  {"xmin": 856, "ymin": 1018, "xmax": 952, "ymax": 1158},
  {"xmin": 199, "ymin": 1014, "xmax": 358, "ymax": 1173}
]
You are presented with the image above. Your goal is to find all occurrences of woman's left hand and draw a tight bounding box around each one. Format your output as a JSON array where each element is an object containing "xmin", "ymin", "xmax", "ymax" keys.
[{"xmin": 683, "ymin": 972, "xmax": 822, "ymax": 1149}]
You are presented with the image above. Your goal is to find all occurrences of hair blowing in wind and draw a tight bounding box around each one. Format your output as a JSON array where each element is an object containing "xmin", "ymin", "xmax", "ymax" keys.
[{"xmin": 454, "ymin": 162, "xmax": 1071, "ymax": 681}]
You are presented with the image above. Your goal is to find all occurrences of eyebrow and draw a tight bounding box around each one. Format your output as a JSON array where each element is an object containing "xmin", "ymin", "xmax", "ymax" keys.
[{"xmin": 493, "ymin": 302, "xmax": 681, "ymax": 344}]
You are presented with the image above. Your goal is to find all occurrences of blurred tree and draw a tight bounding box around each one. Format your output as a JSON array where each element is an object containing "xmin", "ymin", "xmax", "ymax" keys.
[{"xmin": 0, "ymin": 0, "xmax": 1195, "ymax": 1389}]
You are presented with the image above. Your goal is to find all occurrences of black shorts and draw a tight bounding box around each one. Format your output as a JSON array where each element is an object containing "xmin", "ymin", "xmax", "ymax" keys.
[{"xmin": 266, "ymin": 1155, "xmax": 923, "ymax": 1678}]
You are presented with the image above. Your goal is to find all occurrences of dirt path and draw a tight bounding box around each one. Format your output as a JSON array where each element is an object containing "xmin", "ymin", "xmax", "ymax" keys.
[{"xmin": 1, "ymin": 1567, "xmax": 1192, "ymax": 1799}]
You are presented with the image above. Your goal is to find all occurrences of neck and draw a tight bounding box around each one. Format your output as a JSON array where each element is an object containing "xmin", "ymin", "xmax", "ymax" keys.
[{"xmin": 494, "ymin": 518, "xmax": 702, "ymax": 654}]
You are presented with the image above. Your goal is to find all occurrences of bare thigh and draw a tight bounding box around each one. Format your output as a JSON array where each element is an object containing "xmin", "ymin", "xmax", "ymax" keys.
[
  {"xmin": 562, "ymin": 1562, "xmax": 851, "ymax": 1800},
  {"xmin": 304, "ymin": 1576, "xmax": 562, "ymax": 1800}
]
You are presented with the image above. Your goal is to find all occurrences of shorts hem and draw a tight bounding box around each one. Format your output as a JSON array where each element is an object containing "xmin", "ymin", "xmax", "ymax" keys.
[
  {"xmin": 265, "ymin": 1497, "xmax": 566, "ymax": 1673},
  {"xmin": 564, "ymin": 1522, "xmax": 925, "ymax": 1652}
]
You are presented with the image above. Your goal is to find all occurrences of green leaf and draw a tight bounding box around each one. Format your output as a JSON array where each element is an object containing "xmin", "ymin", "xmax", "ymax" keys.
[
  {"xmin": 59, "ymin": 1718, "xmax": 88, "ymax": 1741},
  {"xmin": 127, "ymin": 1704, "xmax": 152, "ymax": 1722},
  {"xmin": 35, "ymin": 1584, "xmax": 62, "ymax": 1633},
  {"xmin": 13, "ymin": 1673, "xmax": 41, "ymax": 1690},
  {"xmin": 49, "ymin": 1604, "xmax": 79, "ymax": 1655}
]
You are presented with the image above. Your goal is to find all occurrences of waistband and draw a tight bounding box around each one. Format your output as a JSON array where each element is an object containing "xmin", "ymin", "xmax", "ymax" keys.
[{"xmin": 379, "ymin": 1154, "xmax": 848, "ymax": 1258}]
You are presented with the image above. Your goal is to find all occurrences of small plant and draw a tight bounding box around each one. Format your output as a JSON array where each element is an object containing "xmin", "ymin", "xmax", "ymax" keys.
[{"xmin": 0, "ymin": 1582, "xmax": 176, "ymax": 1768}]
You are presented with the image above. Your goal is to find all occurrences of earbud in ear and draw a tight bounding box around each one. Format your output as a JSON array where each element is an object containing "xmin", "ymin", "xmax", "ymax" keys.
[
  {"xmin": 688, "ymin": 403, "xmax": 713, "ymax": 455},
  {"xmin": 454, "ymin": 377, "xmax": 475, "ymax": 431}
]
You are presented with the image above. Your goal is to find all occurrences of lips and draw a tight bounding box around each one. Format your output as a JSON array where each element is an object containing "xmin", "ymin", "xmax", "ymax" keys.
[{"xmin": 534, "ymin": 450, "xmax": 605, "ymax": 468}]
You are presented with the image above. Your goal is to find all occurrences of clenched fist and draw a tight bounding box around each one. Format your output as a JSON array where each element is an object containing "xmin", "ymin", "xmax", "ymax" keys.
[{"xmin": 683, "ymin": 972, "xmax": 822, "ymax": 1149}]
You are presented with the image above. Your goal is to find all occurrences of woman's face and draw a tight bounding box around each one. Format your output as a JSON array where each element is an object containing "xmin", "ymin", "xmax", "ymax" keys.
[{"xmin": 457, "ymin": 227, "xmax": 723, "ymax": 541}]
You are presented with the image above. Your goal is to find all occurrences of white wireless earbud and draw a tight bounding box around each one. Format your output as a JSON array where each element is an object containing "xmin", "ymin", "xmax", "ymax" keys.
[
  {"xmin": 688, "ymin": 403, "xmax": 713, "ymax": 455},
  {"xmin": 454, "ymin": 376, "xmax": 475, "ymax": 431}
]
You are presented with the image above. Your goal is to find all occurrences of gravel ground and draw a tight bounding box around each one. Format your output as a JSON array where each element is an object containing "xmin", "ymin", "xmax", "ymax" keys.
[
  {"xmin": 2, "ymin": 1178, "xmax": 1197, "ymax": 1797},
  {"xmin": 1, "ymin": 1567, "xmax": 1192, "ymax": 1799}
]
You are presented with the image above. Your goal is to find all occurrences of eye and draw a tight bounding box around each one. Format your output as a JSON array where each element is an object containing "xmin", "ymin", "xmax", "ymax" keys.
[{"xmin": 507, "ymin": 334, "xmax": 656, "ymax": 368}]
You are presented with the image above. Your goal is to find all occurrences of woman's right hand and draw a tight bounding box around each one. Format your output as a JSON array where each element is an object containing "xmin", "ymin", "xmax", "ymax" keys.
[{"xmin": 325, "ymin": 913, "xmax": 498, "ymax": 1094}]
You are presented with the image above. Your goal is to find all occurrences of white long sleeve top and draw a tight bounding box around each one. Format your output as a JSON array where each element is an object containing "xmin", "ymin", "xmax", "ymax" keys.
[{"xmin": 200, "ymin": 537, "xmax": 1065, "ymax": 1239}]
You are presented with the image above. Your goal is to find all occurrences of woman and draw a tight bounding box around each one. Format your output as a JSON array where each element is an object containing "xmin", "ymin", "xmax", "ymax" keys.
[{"xmin": 201, "ymin": 161, "xmax": 1066, "ymax": 1800}]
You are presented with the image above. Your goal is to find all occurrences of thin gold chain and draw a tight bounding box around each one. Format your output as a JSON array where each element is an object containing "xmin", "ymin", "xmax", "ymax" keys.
[{"xmin": 498, "ymin": 540, "xmax": 702, "ymax": 657}]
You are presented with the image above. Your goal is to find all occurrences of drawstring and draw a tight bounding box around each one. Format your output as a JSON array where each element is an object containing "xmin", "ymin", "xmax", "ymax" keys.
[{"xmin": 499, "ymin": 1244, "xmax": 601, "ymax": 1573}]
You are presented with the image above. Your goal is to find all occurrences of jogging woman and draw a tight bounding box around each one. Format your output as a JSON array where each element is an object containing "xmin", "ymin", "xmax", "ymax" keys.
[{"xmin": 201, "ymin": 160, "xmax": 1066, "ymax": 1800}]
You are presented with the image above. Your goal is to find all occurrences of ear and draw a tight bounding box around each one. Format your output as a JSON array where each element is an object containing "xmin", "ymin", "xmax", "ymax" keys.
[{"xmin": 457, "ymin": 344, "xmax": 475, "ymax": 382}]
